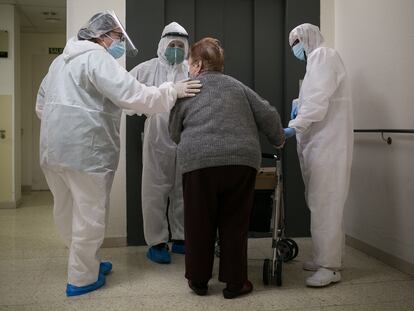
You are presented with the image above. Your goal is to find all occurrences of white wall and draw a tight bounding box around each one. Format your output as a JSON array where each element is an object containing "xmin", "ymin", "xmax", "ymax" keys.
[
  {"xmin": 320, "ymin": 0, "xmax": 335, "ymax": 48},
  {"xmin": 67, "ymin": 0, "xmax": 127, "ymax": 239},
  {"xmin": 21, "ymin": 33, "xmax": 66, "ymax": 187},
  {"xmin": 0, "ymin": 4, "xmax": 20, "ymax": 207},
  {"xmin": 326, "ymin": 0, "xmax": 414, "ymax": 266}
]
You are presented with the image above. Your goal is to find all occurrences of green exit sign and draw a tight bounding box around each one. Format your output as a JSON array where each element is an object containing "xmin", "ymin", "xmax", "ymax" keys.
[{"xmin": 49, "ymin": 47, "xmax": 63, "ymax": 55}]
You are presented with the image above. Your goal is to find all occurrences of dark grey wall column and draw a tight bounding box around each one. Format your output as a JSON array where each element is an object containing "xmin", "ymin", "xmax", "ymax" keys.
[
  {"xmin": 283, "ymin": 0, "xmax": 320, "ymax": 237},
  {"xmin": 125, "ymin": 0, "xmax": 166, "ymax": 246}
]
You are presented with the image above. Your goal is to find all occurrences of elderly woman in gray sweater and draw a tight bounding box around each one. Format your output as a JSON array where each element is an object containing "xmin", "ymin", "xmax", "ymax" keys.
[{"xmin": 169, "ymin": 37, "xmax": 285, "ymax": 299}]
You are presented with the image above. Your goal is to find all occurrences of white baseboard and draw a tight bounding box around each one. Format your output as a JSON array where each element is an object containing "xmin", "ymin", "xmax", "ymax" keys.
[
  {"xmin": 0, "ymin": 201, "xmax": 17, "ymax": 209},
  {"xmin": 0, "ymin": 198, "xmax": 22, "ymax": 209},
  {"xmin": 346, "ymin": 235, "xmax": 414, "ymax": 277}
]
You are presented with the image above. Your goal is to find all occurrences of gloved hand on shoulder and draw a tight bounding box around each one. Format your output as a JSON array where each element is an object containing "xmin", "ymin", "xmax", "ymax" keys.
[{"xmin": 174, "ymin": 79, "xmax": 202, "ymax": 98}]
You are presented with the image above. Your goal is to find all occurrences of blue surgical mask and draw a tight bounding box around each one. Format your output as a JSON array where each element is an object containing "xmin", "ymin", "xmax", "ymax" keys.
[
  {"xmin": 292, "ymin": 42, "xmax": 306, "ymax": 61},
  {"xmin": 105, "ymin": 35, "xmax": 125, "ymax": 59},
  {"xmin": 164, "ymin": 47, "xmax": 185, "ymax": 64}
]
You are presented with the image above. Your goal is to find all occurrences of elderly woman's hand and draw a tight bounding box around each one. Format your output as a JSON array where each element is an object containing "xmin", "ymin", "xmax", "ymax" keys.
[
  {"xmin": 274, "ymin": 142, "xmax": 285, "ymax": 149},
  {"xmin": 283, "ymin": 127, "xmax": 296, "ymax": 138}
]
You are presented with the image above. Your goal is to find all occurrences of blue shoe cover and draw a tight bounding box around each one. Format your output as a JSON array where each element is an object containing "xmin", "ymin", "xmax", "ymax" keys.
[
  {"xmin": 147, "ymin": 246, "xmax": 171, "ymax": 264},
  {"xmin": 171, "ymin": 242, "xmax": 185, "ymax": 254},
  {"xmin": 100, "ymin": 261, "xmax": 112, "ymax": 275},
  {"xmin": 66, "ymin": 273, "xmax": 105, "ymax": 297}
]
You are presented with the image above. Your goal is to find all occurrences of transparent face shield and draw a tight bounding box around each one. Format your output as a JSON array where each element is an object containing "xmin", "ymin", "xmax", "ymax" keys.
[
  {"xmin": 79, "ymin": 10, "xmax": 138, "ymax": 57},
  {"xmin": 107, "ymin": 10, "xmax": 138, "ymax": 57}
]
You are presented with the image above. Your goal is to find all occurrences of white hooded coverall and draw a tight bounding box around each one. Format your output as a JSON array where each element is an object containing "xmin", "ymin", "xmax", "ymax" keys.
[
  {"xmin": 36, "ymin": 37, "xmax": 178, "ymax": 286},
  {"xmin": 129, "ymin": 22, "xmax": 188, "ymax": 247},
  {"xmin": 288, "ymin": 24, "xmax": 353, "ymax": 269}
]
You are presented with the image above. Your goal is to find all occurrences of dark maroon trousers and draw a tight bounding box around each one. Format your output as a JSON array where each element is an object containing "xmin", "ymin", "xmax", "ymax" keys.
[{"xmin": 182, "ymin": 165, "xmax": 256, "ymax": 286}]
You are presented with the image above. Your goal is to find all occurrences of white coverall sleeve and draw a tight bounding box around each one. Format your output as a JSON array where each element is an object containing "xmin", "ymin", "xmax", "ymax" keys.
[
  {"xmin": 123, "ymin": 67, "xmax": 139, "ymax": 116},
  {"xmin": 129, "ymin": 65, "xmax": 139, "ymax": 80},
  {"xmin": 288, "ymin": 51, "xmax": 338, "ymax": 133},
  {"xmin": 124, "ymin": 63, "xmax": 148, "ymax": 116},
  {"xmin": 35, "ymin": 74, "xmax": 48, "ymax": 119},
  {"xmin": 88, "ymin": 53, "xmax": 178, "ymax": 115}
]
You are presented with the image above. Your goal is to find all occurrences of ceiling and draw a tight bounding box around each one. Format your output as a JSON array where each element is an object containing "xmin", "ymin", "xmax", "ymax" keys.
[{"xmin": 0, "ymin": 0, "xmax": 66, "ymax": 34}]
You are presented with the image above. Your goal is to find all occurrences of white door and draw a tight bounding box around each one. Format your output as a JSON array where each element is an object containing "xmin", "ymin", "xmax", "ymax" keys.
[
  {"xmin": 0, "ymin": 95, "xmax": 13, "ymax": 202},
  {"xmin": 32, "ymin": 54, "xmax": 57, "ymax": 190}
]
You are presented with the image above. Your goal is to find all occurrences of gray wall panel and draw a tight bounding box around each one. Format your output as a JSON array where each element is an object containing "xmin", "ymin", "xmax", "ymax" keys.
[
  {"xmin": 283, "ymin": 0, "xmax": 320, "ymax": 237},
  {"xmin": 223, "ymin": 0, "xmax": 254, "ymax": 87},
  {"xmin": 126, "ymin": 0, "xmax": 320, "ymax": 245},
  {"xmin": 254, "ymin": 0, "xmax": 284, "ymax": 158},
  {"xmin": 165, "ymin": 0, "xmax": 195, "ymax": 43},
  {"xmin": 195, "ymin": 0, "xmax": 225, "ymax": 42},
  {"xmin": 126, "ymin": 0, "xmax": 165, "ymax": 246}
]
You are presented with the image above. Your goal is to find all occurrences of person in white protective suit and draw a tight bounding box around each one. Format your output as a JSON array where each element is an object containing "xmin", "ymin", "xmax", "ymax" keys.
[
  {"xmin": 284, "ymin": 23, "xmax": 353, "ymax": 287},
  {"xmin": 35, "ymin": 11, "xmax": 201, "ymax": 297},
  {"xmin": 129, "ymin": 22, "xmax": 189, "ymax": 264}
]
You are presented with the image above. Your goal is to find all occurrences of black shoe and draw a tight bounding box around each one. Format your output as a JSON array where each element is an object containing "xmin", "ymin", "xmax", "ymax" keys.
[
  {"xmin": 188, "ymin": 280, "xmax": 208, "ymax": 296},
  {"xmin": 223, "ymin": 280, "xmax": 253, "ymax": 299}
]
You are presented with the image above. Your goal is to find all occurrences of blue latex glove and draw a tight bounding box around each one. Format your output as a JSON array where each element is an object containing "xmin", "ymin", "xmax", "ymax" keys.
[
  {"xmin": 284, "ymin": 128, "xmax": 296, "ymax": 139},
  {"xmin": 290, "ymin": 99, "xmax": 299, "ymax": 120}
]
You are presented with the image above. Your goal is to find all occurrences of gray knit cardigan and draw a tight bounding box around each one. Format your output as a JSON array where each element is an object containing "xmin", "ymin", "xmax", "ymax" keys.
[{"xmin": 169, "ymin": 71, "xmax": 284, "ymax": 174}]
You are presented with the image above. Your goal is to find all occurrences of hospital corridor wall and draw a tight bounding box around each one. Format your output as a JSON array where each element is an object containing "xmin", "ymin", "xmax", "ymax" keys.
[
  {"xmin": 332, "ymin": 0, "xmax": 414, "ymax": 275},
  {"xmin": 125, "ymin": 0, "xmax": 320, "ymax": 245}
]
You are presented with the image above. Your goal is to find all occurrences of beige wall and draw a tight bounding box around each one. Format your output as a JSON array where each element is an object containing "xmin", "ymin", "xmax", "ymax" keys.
[
  {"xmin": 67, "ymin": 0, "xmax": 127, "ymax": 239},
  {"xmin": 0, "ymin": 4, "xmax": 20, "ymax": 208},
  {"xmin": 322, "ymin": 0, "xmax": 414, "ymax": 266},
  {"xmin": 0, "ymin": 5, "xmax": 14, "ymax": 94},
  {"xmin": 21, "ymin": 33, "xmax": 66, "ymax": 187}
]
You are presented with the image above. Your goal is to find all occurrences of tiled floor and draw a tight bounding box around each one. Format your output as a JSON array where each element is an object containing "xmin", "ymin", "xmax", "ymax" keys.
[{"xmin": 1, "ymin": 191, "xmax": 413, "ymax": 310}]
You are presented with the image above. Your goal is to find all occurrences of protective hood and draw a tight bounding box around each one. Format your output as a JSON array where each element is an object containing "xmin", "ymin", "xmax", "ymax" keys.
[
  {"xmin": 289, "ymin": 23, "xmax": 324, "ymax": 55},
  {"xmin": 63, "ymin": 37, "xmax": 105, "ymax": 62},
  {"xmin": 157, "ymin": 22, "xmax": 189, "ymax": 64}
]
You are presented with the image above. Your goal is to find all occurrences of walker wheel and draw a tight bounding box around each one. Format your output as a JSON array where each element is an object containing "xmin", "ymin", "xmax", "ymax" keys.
[
  {"xmin": 276, "ymin": 258, "xmax": 283, "ymax": 286},
  {"xmin": 283, "ymin": 238, "xmax": 299, "ymax": 261},
  {"xmin": 263, "ymin": 259, "xmax": 271, "ymax": 285},
  {"xmin": 277, "ymin": 240, "xmax": 293, "ymax": 262}
]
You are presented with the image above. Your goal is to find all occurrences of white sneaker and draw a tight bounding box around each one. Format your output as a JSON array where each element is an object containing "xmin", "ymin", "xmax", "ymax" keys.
[{"xmin": 306, "ymin": 268, "xmax": 341, "ymax": 287}]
